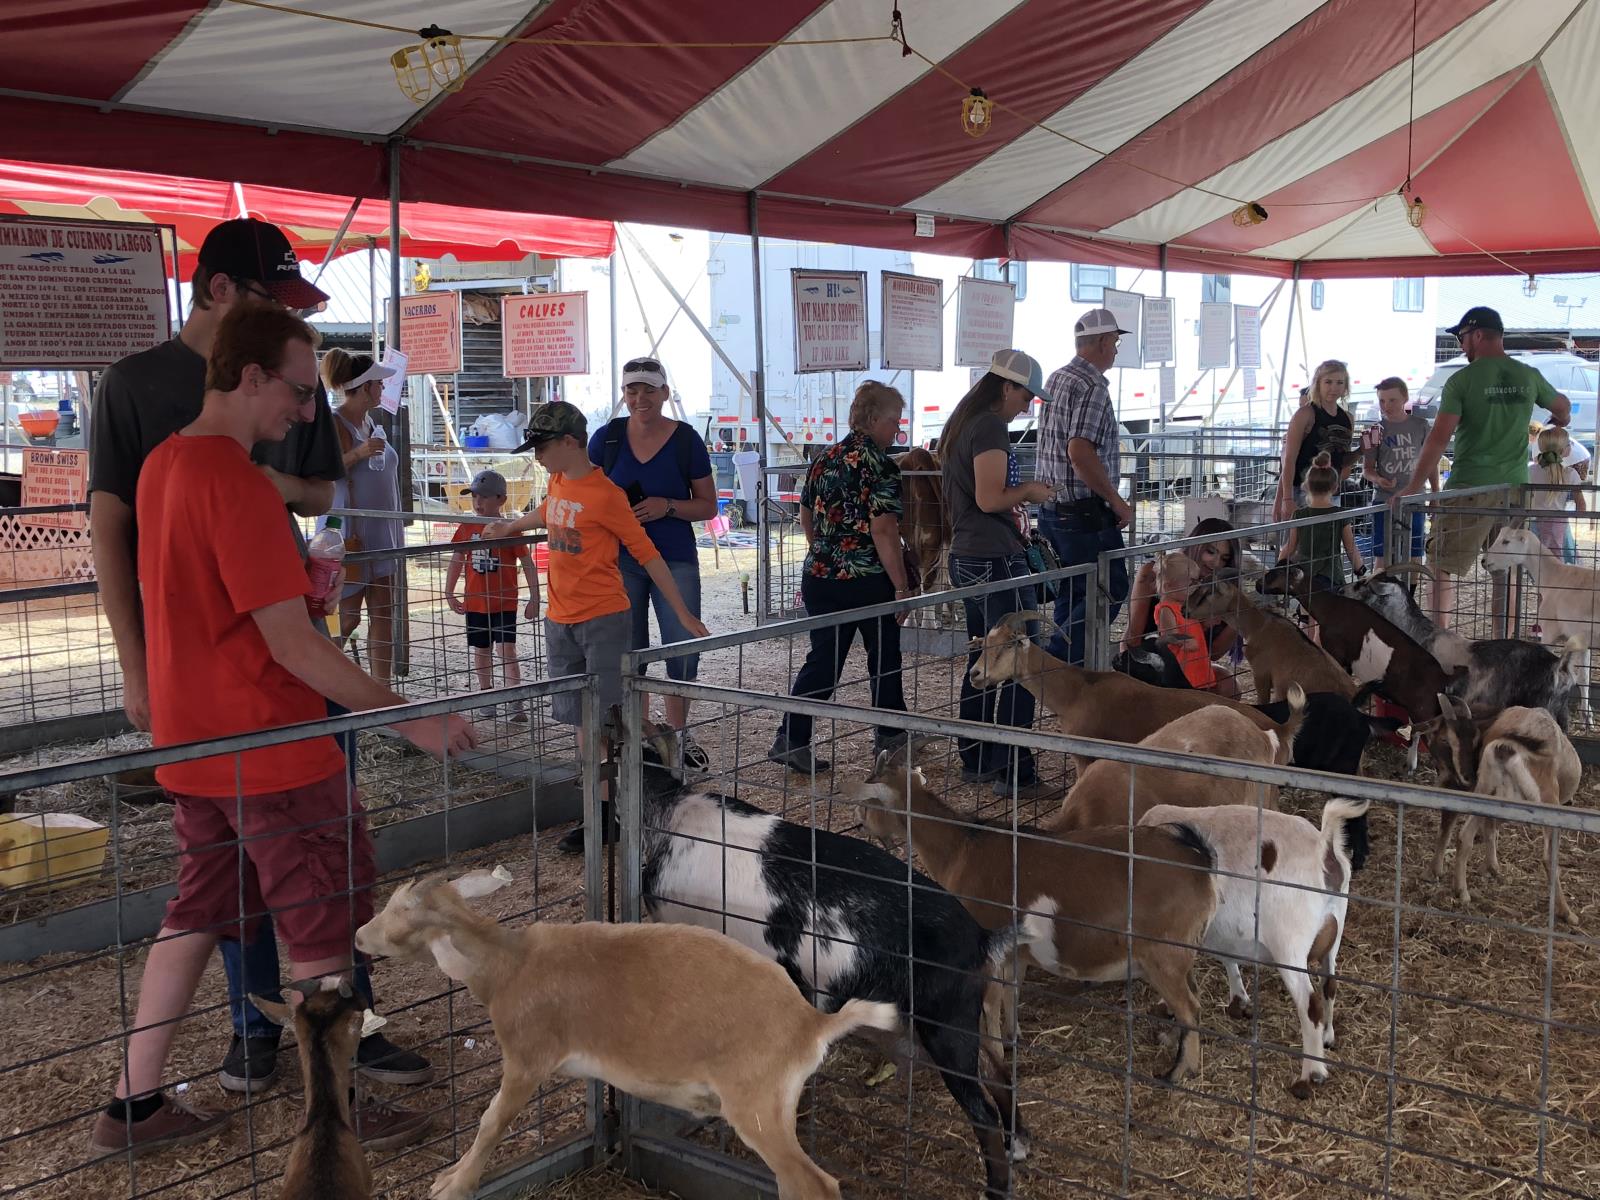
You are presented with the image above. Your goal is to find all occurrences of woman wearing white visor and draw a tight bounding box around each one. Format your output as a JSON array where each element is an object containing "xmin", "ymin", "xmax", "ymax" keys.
[{"xmin": 320, "ymin": 348, "xmax": 402, "ymax": 685}]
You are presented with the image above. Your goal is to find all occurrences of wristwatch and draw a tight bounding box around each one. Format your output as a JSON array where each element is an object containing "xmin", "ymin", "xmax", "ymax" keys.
[{"xmin": 666, "ymin": 501, "xmax": 677, "ymax": 518}]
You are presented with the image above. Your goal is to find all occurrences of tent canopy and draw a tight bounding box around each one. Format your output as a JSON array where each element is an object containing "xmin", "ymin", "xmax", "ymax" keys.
[
  {"xmin": 5, "ymin": 0, "xmax": 1597, "ymax": 277},
  {"xmin": 0, "ymin": 160, "xmax": 615, "ymax": 265}
]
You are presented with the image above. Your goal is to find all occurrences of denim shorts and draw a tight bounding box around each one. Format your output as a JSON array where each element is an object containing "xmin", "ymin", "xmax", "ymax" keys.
[{"xmin": 620, "ymin": 554, "xmax": 702, "ymax": 681}]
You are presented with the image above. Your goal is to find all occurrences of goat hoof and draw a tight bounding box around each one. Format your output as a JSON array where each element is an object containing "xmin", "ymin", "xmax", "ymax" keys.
[
  {"xmin": 430, "ymin": 1171, "xmax": 470, "ymax": 1200},
  {"xmin": 1008, "ymin": 1132, "xmax": 1030, "ymax": 1162},
  {"xmin": 1225, "ymin": 997, "xmax": 1253, "ymax": 1021},
  {"xmin": 1288, "ymin": 1079, "xmax": 1314, "ymax": 1101}
]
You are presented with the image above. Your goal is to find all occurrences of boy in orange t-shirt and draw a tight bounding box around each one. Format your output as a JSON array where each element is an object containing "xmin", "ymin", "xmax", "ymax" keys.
[
  {"xmin": 489, "ymin": 401, "xmax": 708, "ymax": 851},
  {"xmin": 446, "ymin": 469, "xmax": 540, "ymax": 720}
]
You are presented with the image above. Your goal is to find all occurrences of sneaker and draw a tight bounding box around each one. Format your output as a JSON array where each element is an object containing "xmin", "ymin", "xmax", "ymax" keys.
[
  {"xmin": 960, "ymin": 765, "xmax": 1009, "ymax": 785},
  {"xmin": 993, "ymin": 778, "xmax": 1054, "ymax": 801},
  {"xmin": 767, "ymin": 742, "xmax": 830, "ymax": 774},
  {"xmin": 89, "ymin": 1095, "xmax": 230, "ymax": 1158},
  {"xmin": 678, "ymin": 734, "xmax": 712, "ymax": 773},
  {"xmin": 557, "ymin": 802, "xmax": 618, "ymax": 855},
  {"xmin": 353, "ymin": 1094, "xmax": 434, "ymax": 1152},
  {"xmin": 218, "ymin": 1034, "xmax": 281, "ymax": 1094},
  {"xmin": 507, "ymin": 703, "xmax": 529, "ymax": 724},
  {"xmin": 357, "ymin": 1033, "xmax": 434, "ymax": 1086}
]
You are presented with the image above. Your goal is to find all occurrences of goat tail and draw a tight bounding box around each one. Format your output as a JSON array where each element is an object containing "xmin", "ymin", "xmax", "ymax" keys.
[
  {"xmin": 1276, "ymin": 684, "xmax": 1309, "ymax": 762},
  {"xmin": 1319, "ymin": 798, "xmax": 1372, "ymax": 876},
  {"xmin": 822, "ymin": 999, "xmax": 900, "ymax": 1043}
]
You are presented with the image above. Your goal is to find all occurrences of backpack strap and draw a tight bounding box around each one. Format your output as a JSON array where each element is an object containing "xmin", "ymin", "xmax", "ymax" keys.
[{"xmin": 599, "ymin": 416, "xmax": 630, "ymax": 474}]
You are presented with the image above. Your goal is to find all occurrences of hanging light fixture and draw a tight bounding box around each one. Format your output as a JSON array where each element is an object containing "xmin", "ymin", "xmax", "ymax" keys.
[
  {"xmin": 961, "ymin": 89, "xmax": 992, "ymax": 137},
  {"xmin": 1404, "ymin": 192, "xmax": 1426, "ymax": 228},
  {"xmin": 392, "ymin": 24, "xmax": 466, "ymax": 105},
  {"xmin": 1231, "ymin": 202, "xmax": 1269, "ymax": 227},
  {"xmin": 1524, "ymin": 276, "xmax": 1539, "ymax": 298}
]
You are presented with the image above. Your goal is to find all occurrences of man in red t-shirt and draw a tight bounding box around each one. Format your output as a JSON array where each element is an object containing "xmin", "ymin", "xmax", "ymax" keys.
[{"xmin": 91, "ymin": 307, "xmax": 477, "ymax": 1158}]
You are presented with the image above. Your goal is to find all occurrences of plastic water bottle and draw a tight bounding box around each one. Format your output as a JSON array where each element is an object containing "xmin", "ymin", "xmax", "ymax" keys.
[
  {"xmin": 368, "ymin": 424, "xmax": 387, "ymax": 471},
  {"xmin": 305, "ymin": 517, "xmax": 345, "ymax": 619}
]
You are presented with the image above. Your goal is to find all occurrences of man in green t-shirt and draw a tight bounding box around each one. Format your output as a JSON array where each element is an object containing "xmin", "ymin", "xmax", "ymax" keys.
[{"xmin": 1398, "ymin": 306, "xmax": 1570, "ymax": 626}]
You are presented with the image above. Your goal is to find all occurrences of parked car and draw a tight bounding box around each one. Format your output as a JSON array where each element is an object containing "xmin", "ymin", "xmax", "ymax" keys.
[{"xmin": 1369, "ymin": 352, "xmax": 1598, "ymax": 450}]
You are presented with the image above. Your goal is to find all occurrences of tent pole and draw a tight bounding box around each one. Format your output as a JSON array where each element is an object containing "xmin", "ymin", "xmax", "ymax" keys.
[
  {"xmin": 368, "ymin": 237, "xmax": 380, "ymax": 360},
  {"xmin": 313, "ymin": 197, "xmax": 362, "ymax": 287},
  {"xmin": 750, "ymin": 192, "xmax": 770, "ymax": 624},
  {"xmin": 609, "ymin": 243, "xmax": 620, "ymax": 420},
  {"xmin": 1273, "ymin": 263, "xmax": 1301, "ymax": 429},
  {"xmin": 386, "ymin": 136, "xmax": 411, "ymax": 677},
  {"xmin": 1158, "ymin": 244, "xmax": 1168, "ymax": 427}
]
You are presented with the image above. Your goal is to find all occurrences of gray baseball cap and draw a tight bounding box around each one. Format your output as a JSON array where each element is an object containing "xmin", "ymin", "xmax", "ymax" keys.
[
  {"xmin": 461, "ymin": 469, "xmax": 508, "ymax": 498},
  {"xmin": 515, "ymin": 400, "xmax": 589, "ymax": 451}
]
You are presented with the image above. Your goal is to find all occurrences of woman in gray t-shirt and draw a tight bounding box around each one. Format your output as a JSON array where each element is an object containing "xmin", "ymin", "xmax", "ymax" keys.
[{"xmin": 939, "ymin": 349, "xmax": 1056, "ymax": 797}]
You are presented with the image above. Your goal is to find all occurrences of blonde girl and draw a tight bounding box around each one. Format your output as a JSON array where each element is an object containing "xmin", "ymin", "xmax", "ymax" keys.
[{"xmin": 1529, "ymin": 425, "xmax": 1585, "ymax": 558}]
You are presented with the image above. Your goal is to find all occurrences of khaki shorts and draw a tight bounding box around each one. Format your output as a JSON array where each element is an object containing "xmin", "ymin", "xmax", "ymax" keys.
[{"xmin": 1426, "ymin": 493, "xmax": 1505, "ymax": 576}]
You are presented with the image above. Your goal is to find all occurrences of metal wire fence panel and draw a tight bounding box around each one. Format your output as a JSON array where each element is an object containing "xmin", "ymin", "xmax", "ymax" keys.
[
  {"xmin": 0, "ymin": 677, "xmax": 600, "ymax": 1200},
  {"xmin": 613, "ymin": 632, "xmax": 1600, "ymax": 1200}
]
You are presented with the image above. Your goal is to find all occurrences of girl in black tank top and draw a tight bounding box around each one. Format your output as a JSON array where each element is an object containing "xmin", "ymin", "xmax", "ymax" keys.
[
  {"xmin": 1275, "ymin": 359, "xmax": 1353, "ymax": 519},
  {"xmin": 1294, "ymin": 401, "xmax": 1354, "ymax": 486}
]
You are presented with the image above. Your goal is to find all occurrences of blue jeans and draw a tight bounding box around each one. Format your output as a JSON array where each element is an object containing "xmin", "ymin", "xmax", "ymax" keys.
[
  {"xmin": 950, "ymin": 552, "xmax": 1038, "ymax": 782},
  {"xmin": 222, "ymin": 699, "xmax": 368, "ymax": 1039},
  {"xmin": 620, "ymin": 552, "xmax": 702, "ymax": 680},
  {"xmin": 1037, "ymin": 505, "xmax": 1128, "ymax": 666}
]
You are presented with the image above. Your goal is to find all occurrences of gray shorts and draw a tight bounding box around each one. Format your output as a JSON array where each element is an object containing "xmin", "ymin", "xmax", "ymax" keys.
[{"xmin": 545, "ymin": 610, "xmax": 631, "ymax": 725}]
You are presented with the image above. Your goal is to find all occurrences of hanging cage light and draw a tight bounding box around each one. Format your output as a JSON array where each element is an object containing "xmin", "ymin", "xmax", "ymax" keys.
[
  {"xmin": 392, "ymin": 25, "xmax": 466, "ymax": 105},
  {"xmin": 961, "ymin": 89, "xmax": 992, "ymax": 138},
  {"xmin": 1231, "ymin": 202, "xmax": 1269, "ymax": 227}
]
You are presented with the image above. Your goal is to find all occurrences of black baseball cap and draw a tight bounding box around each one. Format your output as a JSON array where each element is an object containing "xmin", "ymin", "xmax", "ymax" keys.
[
  {"xmin": 1445, "ymin": 306, "xmax": 1504, "ymax": 338},
  {"xmin": 514, "ymin": 400, "xmax": 589, "ymax": 452},
  {"xmin": 198, "ymin": 218, "xmax": 330, "ymax": 311}
]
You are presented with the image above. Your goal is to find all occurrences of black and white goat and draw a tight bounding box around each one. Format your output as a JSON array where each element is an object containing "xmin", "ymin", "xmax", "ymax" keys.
[
  {"xmin": 1346, "ymin": 565, "xmax": 1581, "ymax": 731},
  {"xmin": 637, "ymin": 733, "xmax": 1031, "ymax": 1198}
]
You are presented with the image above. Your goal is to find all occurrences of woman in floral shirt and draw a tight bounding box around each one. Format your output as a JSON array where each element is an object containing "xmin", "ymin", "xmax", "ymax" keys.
[{"xmin": 768, "ymin": 382, "xmax": 916, "ymax": 773}]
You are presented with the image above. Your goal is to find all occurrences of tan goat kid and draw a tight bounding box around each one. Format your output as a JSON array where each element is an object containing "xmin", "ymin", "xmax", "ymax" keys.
[
  {"xmin": 1047, "ymin": 688, "xmax": 1304, "ymax": 833},
  {"xmin": 1186, "ymin": 577, "xmax": 1357, "ymax": 704},
  {"xmin": 851, "ymin": 756, "xmax": 1219, "ymax": 1084},
  {"xmin": 355, "ymin": 870, "xmax": 898, "ymax": 1200}
]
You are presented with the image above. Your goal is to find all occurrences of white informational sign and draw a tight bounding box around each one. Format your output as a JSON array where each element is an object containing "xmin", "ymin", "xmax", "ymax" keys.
[
  {"xmin": 1242, "ymin": 367, "xmax": 1258, "ymax": 407},
  {"xmin": 1234, "ymin": 304, "xmax": 1262, "ymax": 369},
  {"xmin": 954, "ymin": 276, "xmax": 1016, "ymax": 367},
  {"xmin": 21, "ymin": 447, "xmax": 89, "ymax": 531},
  {"xmin": 378, "ymin": 348, "xmax": 407, "ymax": 414},
  {"xmin": 880, "ymin": 271, "xmax": 943, "ymax": 371},
  {"xmin": 502, "ymin": 291, "xmax": 589, "ymax": 377},
  {"xmin": 791, "ymin": 270, "xmax": 868, "ymax": 373},
  {"xmin": 1198, "ymin": 302, "xmax": 1232, "ymax": 370},
  {"xmin": 1142, "ymin": 296, "xmax": 1175, "ymax": 365},
  {"xmin": 1102, "ymin": 288, "xmax": 1144, "ymax": 371},
  {"xmin": 0, "ymin": 217, "xmax": 173, "ymax": 368},
  {"xmin": 398, "ymin": 291, "xmax": 462, "ymax": 375},
  {"xmin": 1159, "ymin": 365, "xmax": 1176, "ymax": 413}
]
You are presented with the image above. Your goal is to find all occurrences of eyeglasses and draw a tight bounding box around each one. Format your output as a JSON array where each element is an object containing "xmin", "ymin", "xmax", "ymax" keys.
[
  {"xmin": 232, "ymin": 276, "xmax": 279, "ymax": 307},
  {"xmin": 264, "ymin": 369, "xmax": 317, "ymax": 405}
]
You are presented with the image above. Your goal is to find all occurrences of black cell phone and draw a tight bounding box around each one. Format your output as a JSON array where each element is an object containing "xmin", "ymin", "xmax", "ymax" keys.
[{"xmin": 625, "ymin": 481, "xmax": 646, "ymax": 506}]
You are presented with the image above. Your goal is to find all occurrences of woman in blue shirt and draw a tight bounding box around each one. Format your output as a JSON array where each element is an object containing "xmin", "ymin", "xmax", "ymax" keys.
[{"xmin": 589, "ymin": 357, "xmax": 717, "ymax": 767}]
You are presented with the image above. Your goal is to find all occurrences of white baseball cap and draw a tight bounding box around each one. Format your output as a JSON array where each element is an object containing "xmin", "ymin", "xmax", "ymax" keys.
[
  {"xmin": 621, "ymin": 356, "xmax": 669, "ymax": 389},
  {"xmin": 1074, "ymin": 308, "xmax": 1130, "ymax": 338},
  {"xmin": 345, "ymin": 355, "xmax": 397, "ymax": 389}
]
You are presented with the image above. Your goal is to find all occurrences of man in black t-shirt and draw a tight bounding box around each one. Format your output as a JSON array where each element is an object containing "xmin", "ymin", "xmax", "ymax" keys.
[{"xmin": 88, "ymin": 219, "xmax": 431, "ymax": 1150}]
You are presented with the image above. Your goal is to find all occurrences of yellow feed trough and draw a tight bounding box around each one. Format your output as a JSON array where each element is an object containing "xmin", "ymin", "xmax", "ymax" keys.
[{"xmin": 0, "ymin": 813, "xmax": 110, "ymax": 892}]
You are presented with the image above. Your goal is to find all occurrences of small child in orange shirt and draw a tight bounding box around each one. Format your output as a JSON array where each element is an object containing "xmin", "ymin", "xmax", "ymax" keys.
[
  {"xmin": 488, "ymin": 402, "xmax": 709, "ymax": 853},
  {"xmin": 446, "ymin": 469, "xmax": 540, "ymax": 721},
  {"xmin": 1153, "ymin": 552, "xmax": 1215, "ymax": 691}
]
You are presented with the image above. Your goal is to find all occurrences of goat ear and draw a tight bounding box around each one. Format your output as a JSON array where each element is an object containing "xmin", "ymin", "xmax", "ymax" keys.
[
  {"xmin": 426, "ymin": 934, "xmax": 476, "ymax": 982},
  {"xmin": 249, "ymin": 994, "xmax": 290, "ymax": 1026},
  {"xmin": 451, "ymin": 867, "xmax": 512, "ymax": 901}
]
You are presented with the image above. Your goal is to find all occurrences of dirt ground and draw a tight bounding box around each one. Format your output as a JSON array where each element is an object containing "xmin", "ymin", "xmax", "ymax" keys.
[{"xmin": 2, "ymin": 536, "xmax": 1598, "ymax": 1200}]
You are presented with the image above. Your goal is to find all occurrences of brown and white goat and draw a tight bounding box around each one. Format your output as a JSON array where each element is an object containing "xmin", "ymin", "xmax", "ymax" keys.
[
  {"xmin": 1187, "ymin": 578, "xmax": 1357, "ymax": 704},
  {"xmin": 1139, "ymin": 799, "xmax": 1369, "ymax": 1099},
  {"xmin": 1482, "ymin": 527, "xmax": 1600, "ymax": 723},
  {"xmin": 251, "ymin": 979, "xmax": 371, "ymax": 1200},
  {"xmin": 967, "ymin": 609, "xmax": 1294, "ymax": 775},
  {"xmin": 1417, "ymin": 699, "xmax": 1582, "ymax": 924},
  {"xmin": 851, "ymin": 756, "xmax": 1219, "ymax": 1083},
  {"xmin": 1047, "ymin": 689, "xmax": 1304, "ymax": 833},
  {"xmin": 355, "ymin": 870, "xmax": 898, "ymax": 1200},
  {"xmin": 899, "ymin": 446, "xmax": 952, "ymax": 626}
]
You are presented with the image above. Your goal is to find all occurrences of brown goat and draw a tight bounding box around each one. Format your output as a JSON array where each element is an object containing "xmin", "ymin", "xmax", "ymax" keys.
[
  {"xmin": 1187, "ymin": 578, "xmax": 1357, "ymax": 704},
  {"xmin": 852, "ymin": 757, "xmax": 1218, "ymax": 1084},
  {"xmin": 355, "ymin": 869, "xmax": 898, "ymax": 1200},
  {"xmin": 251, "ymin": 979, "xmax": 370, "ymax": 1200},
  {"xmin": 1048, "ymin": 689, "xmax": 1303, "ymax": 834},
  {"xmin": 899, "ymin": 446, "xmax": 948, "ymax": 595},
  {"xmin": 1416, "ymin": 699, "xmax": 1582, "ymax": 923},
  {"xmin": 967, "ymin": 610, "xmax": 1291, "ymax": 775}
]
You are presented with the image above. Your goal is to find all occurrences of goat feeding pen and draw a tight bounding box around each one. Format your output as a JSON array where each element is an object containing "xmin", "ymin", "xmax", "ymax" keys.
[
  {"xmin": 0, "ymin": 677, "xmax": 605, "ymax": 1200},
  {"xmin": 616, "ymin": 571, "xmax": 1600, "ymax": 1200}
]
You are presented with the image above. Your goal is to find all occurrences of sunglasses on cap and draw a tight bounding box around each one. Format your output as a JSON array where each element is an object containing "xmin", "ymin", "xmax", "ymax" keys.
[{"xmin": 623, "ymin": 358, "xmax": 664, "ymax": 374}]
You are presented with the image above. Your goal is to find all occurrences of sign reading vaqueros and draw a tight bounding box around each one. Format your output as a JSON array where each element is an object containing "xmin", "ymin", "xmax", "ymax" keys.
[
  {"xmin": 398, "ymin": 291, "xmax": 462, "ymax": 375},
  {"xmin": 0, "ymin": 217, "xmax": 173, "ymax": 368},
  {"xmin": 502, "ymin": 292, "xmax": 589, "ymax": 377}
]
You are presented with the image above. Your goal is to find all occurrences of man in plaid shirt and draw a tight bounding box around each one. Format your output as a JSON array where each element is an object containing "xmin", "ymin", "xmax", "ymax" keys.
[{"xmin": 1036, "ymin": 307, "xmax": 1134, "ymax": 664}]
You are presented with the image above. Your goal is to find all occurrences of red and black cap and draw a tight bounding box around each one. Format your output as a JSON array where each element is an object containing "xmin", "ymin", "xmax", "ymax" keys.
[{"xmin": 198, "ymin": 218, "xmax": 329, "ymax": 311}]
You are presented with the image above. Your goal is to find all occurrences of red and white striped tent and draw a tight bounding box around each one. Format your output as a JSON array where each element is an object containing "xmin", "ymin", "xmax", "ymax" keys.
[{"xmin": 5, "ymin": 0, "xmax": 1597, "ymax": 276}]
